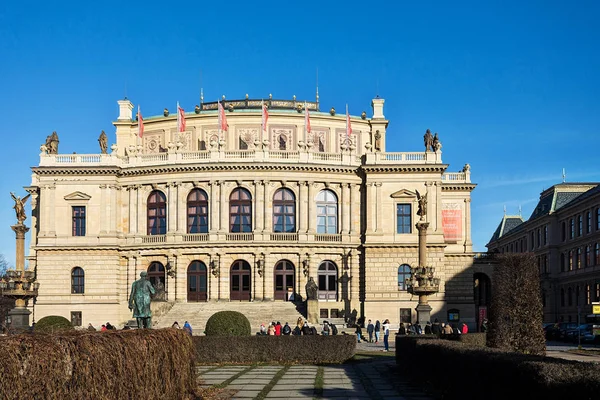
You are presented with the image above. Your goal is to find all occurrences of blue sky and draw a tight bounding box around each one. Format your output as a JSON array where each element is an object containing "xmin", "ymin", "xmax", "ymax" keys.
[{"xmin": 1, "ymin": 1, "xmax": 599, "ymax": 266}]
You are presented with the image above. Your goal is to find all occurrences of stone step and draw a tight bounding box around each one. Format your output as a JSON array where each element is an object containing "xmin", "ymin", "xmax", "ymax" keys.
[{"xmin": 154, "ymin": 301, "xmax": 307, "ymax": 334}]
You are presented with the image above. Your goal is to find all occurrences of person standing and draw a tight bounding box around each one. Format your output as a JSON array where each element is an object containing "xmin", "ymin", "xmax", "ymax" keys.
[
  {"xmin": 366, "ymin": 319, "xmax": 375, "ymax": 343},
  {"xmin": 374, "ymin": 320, "xmax": 381, "ymax": 344},
  {"xmin": 382, "ymin": 319, "xmax": 391, "ymax": 352},
  {"xmin": 431, "ymin": 318, "xmax": 442, "ymax": 336},
  {"xmin": 275, "ymin": 321, "xmax": 282, "ymax": 336},
  {"xmin": 355, "ymin": 324, "xmax": 363, "ymax": 343},
  {"xmin": 183, "ymin": 321, "xmax": 193, "ymax": 335}
]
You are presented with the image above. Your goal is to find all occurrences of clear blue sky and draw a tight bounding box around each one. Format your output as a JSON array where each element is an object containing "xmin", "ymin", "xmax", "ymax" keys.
[{"xmin": 1, "ymin": 1, "xmax": 599, "ymax": 266}]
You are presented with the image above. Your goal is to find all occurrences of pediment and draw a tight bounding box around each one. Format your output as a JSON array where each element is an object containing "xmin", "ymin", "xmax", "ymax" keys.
[
  {"xmin": 390, "ymin": 189, "xmax": 416, "ymax": 198},
  {"xmin": 64, "ymin": 191, "xmax": 92, "ymax": 201}
]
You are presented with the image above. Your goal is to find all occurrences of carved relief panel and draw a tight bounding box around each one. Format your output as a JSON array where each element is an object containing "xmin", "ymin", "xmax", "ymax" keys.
[
  {"xmin": 308, "ymin": 127, "xmax": 328, "ymax": 152},
  {"xmin": 173, "ymin": 131, "xmax": 192, "ymax": 151},
  {"xmin": 144, "ymin": 131, "xmax": 166, "ymax": 154},
  {"xmin": 236, "ymin": 126, "xmax": 260, "ymax": 150},
  {"xmin": 269, "ymin": 125, "xmax": 296, "ymax": 151},
  {"xmin": 336, "ymin": 128, "xmax": 357, "ymax": 149},
  {"xmin": 201, "ymin": 126, "xmax": 219, "ymax": 150}
]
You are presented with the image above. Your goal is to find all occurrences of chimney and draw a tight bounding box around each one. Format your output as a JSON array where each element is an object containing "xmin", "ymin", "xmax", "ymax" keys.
[
  {"xmin": 371, "ymin": 96, "xmax": 385, "ymax": 119},
  {"xmin": 117, "ymin": 98, "xmax": 134, "ymax": 121}
]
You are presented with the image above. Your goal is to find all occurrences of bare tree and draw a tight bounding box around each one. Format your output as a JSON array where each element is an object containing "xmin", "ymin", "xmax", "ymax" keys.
[{"xmin": 0, "ymin": 254, "xmax": 9, "ymax": 278}]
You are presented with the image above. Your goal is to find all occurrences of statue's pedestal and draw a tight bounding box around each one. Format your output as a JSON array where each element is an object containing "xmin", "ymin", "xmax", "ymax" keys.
[
  {"xmin": 416, "ymin": 303, "xmax": 432, "ymax": 327},
  {"xmin": 307, "ymin": 299, "xmax": 319, "ymax": 325},
  {"xmin": 9, "ymin": 307, "xmax": 31, "ymax": 330}
]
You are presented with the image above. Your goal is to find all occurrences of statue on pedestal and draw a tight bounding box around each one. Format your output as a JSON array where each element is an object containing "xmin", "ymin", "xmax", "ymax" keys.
[
  {"xmin": 10, "ymin": 192, "xmax": 30, "ymax": 224},
  {"xmin": 416, "ymin": 190, "xmax": 427, "ymax": 219},
  {"xmin": 128, "ymin": 271, "xmax": 156, "ymax": 329},
  {"xmin": 305, "ymin": 277, "xmax": 318, "ymax": 300},
  {"xmin": 423, "ymin": 129, "xmax": 433, "ymax": 152},
  {"xmin": 98, "ymin": 130, "xmax": 108, "ymax": 154}
]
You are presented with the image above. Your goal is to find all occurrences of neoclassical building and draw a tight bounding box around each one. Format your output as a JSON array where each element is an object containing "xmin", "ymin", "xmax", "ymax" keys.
[
  {"xmin": 486, "ymin": 183, "xmax": 600, "ymax": 323},
  {"xmin": 25, "ymin": 94, "xmax": 481, "ymax": 329}
]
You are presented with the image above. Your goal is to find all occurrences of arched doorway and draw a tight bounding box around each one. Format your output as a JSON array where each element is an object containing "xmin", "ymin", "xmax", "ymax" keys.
[
  {"xmin": 318, "ymin": 261, "xmax": 338, "ymax": 300},
  {"xmin": 274, "ymin": 260, "xmax": 295, "ymax": 301},
  {"xmin": 147, "ymin": 262, "xmax": 166, "ymax": 301},
  {"xmin": 474, "ymin": 273, "xmax": 492, "ymax": 331},
  {"xmin": 230, "ymin": 260, "xmax": 251, "ymax": 301},
  {"xmin": 187, "ymin": 261, "xmax": 207, "ymax": 302}
]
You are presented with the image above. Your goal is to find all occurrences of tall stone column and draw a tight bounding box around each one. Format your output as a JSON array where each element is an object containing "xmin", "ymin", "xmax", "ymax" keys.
[
  {"xmin": 219, "ymin": 182, "xmax": 227, "ymax": 233},
  {"xmin": 9, "ymin": 223, "xmax": 31, "ymax": 328},
  {"xmin": 167, "ymin": 182, "xmax": 178, "ymax": 233},
  {"xmin": 298, "ymin": 181, "xmax": 307, "ymax": 233},
  {"xmin": 366, "ymin": 182, "xmax": 374, "ymax": 233},
  {"xmin": 375, "ymin": 182, "xmax": 382, "ymax": 233},
  {"xmin": 415, "ymin": 221, "xmax": 432, "ymax": 326}
]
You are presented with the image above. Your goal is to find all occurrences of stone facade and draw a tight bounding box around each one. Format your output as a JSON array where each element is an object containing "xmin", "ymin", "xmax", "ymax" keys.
[
  {"xmin": 486, "ymin": 183, "xmax": 600, "ymax": 323},
  {"xmin": 25, "ymin": 95, "xmax": 480, "ymax": 329}
]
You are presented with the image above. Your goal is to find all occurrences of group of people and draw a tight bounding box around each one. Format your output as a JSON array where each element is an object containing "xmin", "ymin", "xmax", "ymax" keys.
[
  {"xmin": 397, "ymin": 319, "xmax": 469, "ymax": 336},
  {"xmin": 257, "ymin": 318, "xmax": 340, "ymax": 336},
  {"xmin": 358, "ymin": 319, "xmax": 392, "ymax": 351},
  {"xmin": 171, "ymin": 321, "xmax": 193, "ymax": 335},
  {"xmin": 87, "ymin": 322, "xmax": 129, "ymax": 331}
]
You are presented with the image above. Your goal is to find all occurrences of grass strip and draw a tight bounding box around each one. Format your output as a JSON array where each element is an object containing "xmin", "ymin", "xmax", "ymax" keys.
[
  {"xmin": 212, "ymin": 365, "xmax": 257, "ymax": 389},
  {"xmin": 253, "ymin": 365, "xmax": 290, "ymax": 400},
  {"xmin": 313, "ymin": 366, "xmax": 324, "ymax": 398}
]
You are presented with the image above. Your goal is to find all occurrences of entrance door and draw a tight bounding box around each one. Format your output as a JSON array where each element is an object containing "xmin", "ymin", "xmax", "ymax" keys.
[
  {"xmin": 230, "ymin": 260, "xmax": 251, "ymax": 301},
  {"xmin": 187, "ymin": 261, "xmax": 207, "ymax": 302},
  {"xmin": 274, "ymin": 260, "xmax": 295, "ymax": 301},
  {"xmin": 317, "ymin": 261, "xmax": 338, "ymax": 301}
]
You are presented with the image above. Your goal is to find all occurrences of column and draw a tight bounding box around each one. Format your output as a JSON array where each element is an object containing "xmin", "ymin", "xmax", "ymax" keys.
[
  {"xmin": 366, "ymin": 182, "xmax": 374, "ymax": 233},
  {"xmin": 263, "ymin": 181, "xmax": 270, "ymax": 233},
  {"xmin": 342, "ymin": 183, "xmax": 350, "ymax": 234},
  {"xmin": 99, "ymin": 184, "xmax": 107, "ymax": 234},
  {"xmin": 425, "ymin": 181, "xmax": 433, "ymax": 231},
  {"xmin": 375, "ymin": 182, "xmax": 382, "ymax": 233},
  {"xmin": 177, "ymin": 183, "xmax": 187, "ymax": 234},
  {"xmin": 49, "ymin": 184, "xmax": 56, "ymax": 236},
  {"xmin": 29, "ymin": 190, "xmax": 39, "ymax": 243},
  {"xmin": 254, "ymin": 180, "xmax": 263, "ymax": 232},
  {"xmin": 219, "ymin": 182, "xmax": 228, "ymax": 233},
  {"xmin": 435, "ymin": 182, "xmax": 442, "ymax": 233},
  {"xmin": 307, "ymin": 181, "xmax": 315, "ymax": 233},
  {"xmin": 109, "ymin": 185, "xmax": 119, "ymax": 234},
  {"xmin": 136, "ymin": 185, "xmax": 144, "ymax": 235},
  {"xmin": 167, "ymin": 182, "xmax": 177, "ymax": 233},
  {"xmin": 208, "ymin": 181, "xmax": 217, "ymax": 232},
  {"xmin": 349, "ymin": 183, "xmax": 359, "ymax": 235},
  {"xmin": 464, "ymin": 197, "xmax": 472, "ymax": 248},
  {"xmin": 128, "ymin": 185, "xmax": 136, "ymax": 234},
  {"xmin": 298, "ymin": 181, "xmax": 307, "ymax": 233}
]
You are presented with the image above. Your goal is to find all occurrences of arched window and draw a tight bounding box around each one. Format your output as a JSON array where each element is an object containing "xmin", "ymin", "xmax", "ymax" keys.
[
  {"xmin": 230, "ymin": 188, "xmax": 252, "ymax": 232},
  {"xmin": 187, "ymin": 189, "xmax": 209, "ymax": 233},
  {"xmin": 147, "ymin": 262, "xmax": 166, "ymax": 300},
  {"xmin": 397, "ymin": 264, "xmax": 411, "ymax": 291},
  {"xmin": 71, "ymin": 267, "xmax": 84, "ymax": 294},
  {"xmin": 147, "ymin": 190, "xmax": 167, "ymax": 235},
  {"xmin": 273, "ymin": 188, "xmax": 296, "ymax": 233},
  {"xmin": 316, "ymin": 189, "xmax": 338, "ymax": 234},
  {"xmin": 317, "ymin": 261, "xmax": 338, "ymax": 300}
]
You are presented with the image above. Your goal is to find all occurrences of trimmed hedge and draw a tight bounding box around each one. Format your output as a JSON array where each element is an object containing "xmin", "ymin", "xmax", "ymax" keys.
[
  {"xmin": 34, "ymin": 315, "xmax": 74, "ymax": 333},
  {"xmin": 395, "ymin": 336, "xmax": 600, "ymax": 400},
  {"xmin": 204, "ymin": 310, "xmax": 251, "ymax": 336},
  {"xmin": 0, "ymin": 329, "xmax": 198, "ymax": 400},
  {"xmin": 194, "ymin": 335, "xmax": 356, "ymax": 364}
]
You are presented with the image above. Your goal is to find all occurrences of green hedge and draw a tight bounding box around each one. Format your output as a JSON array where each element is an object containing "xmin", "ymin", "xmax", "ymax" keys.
[
  {"xmin": 194, "ymin": 335, "xmax": 356, "ymax": 364},
  {"xmin": 395, "ymin": 336, "xmax": 600, "ymax": 399},
  {"xmin": 34, "ymin": 315, "xmax": 74, "ymax": 333},
  {"xmin": 0, "ymin": 329, "xmax": 197, "ymax": 400}
]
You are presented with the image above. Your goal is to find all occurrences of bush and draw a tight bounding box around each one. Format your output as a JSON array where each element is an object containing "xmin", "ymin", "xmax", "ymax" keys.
[
  {"xmin": 205, "ymin": 311, "xmax": 251, "ymax": 336},
  {"xmin": 34, "ymin": 315, "xmax": 74, "ymax": 333}
]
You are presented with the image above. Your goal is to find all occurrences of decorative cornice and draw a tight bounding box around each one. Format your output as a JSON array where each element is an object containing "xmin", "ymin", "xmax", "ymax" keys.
[
  {"xmin": 441, "ymin": 184, "xmax": 477, "ymax": 192},
  {"xmin": 360, "ymin": 165, "xmax": 448, "ymax": 173}
]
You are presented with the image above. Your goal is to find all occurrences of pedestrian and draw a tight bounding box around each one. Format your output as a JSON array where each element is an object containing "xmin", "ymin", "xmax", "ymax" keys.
[
  {"xmin": 171, "ymin": 321, "xmax": 181, "ymax": 329},
  {"xmin": 461, "ymin": 322, "xmax": 468, "ymax": 334},
  {"xmin": 382, "ymin": 319, "xmax": 391, "ymax": 351},
  {"xmin": 481, "ymin": 318, "xmax": 489, "ymax": 333},
  {"xmin": 259, "ymin": 323, "xmax": 267, "ymax": 335},
  {"xmin": 275, "ymin": 321, "xmax": 282, "ymax": 336},
  {"xmin": 366, "ymin": 319, "xmax": 374, "ymax": 343},
  {"xmin": 282, "ymin": 322, "xmax": 292, "ymax": 335},
  {"xmin": 87, "ymin": 323, "xmax": 96, "ymax": 331},
  {"xmin": 431, "ymin": 318, "xmax": 442, "ymax": 336},
  {"xmin": 424, "ymin": 321, "xmax": 432, "ymax": 334},
  {"xmin": 183, "ymin": 321, "xmax": 193, "ymax": 335},
  {"xmin": 355, "ymin": 324, "xmax": 363, "ymax": 343},
  {"xmin": 100, "ymin": 324, "xmax": 107, "ymax": 332},
  {"xmin": 398, "ymin": 322, "xmax": 406, "ymax": 335},
  {"xmin": 322, "ymin": 320, "xmax": 330, "ymax": 335},
  {"xmin": 374, "ymin": 320, "xmax": 381, "ymax": 343},
  {"xmin": 268, "ymin": 322, "xmax": 275, "ymax": 335}
]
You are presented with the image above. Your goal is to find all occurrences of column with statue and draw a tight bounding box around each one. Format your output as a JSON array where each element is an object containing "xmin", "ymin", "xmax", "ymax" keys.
[{"xmin": 0, "ymin": 192, "xmax": 40, "ymax": 331}]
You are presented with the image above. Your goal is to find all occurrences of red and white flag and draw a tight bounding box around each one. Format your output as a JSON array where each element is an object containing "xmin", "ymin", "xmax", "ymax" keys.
[
  {"xmin": 262, "ymin": 100, "xmax": 269, "ymax": 131},
  {"xmin": 177, "ymin": 101, "xmax": 186, "ymax": 132},
  {"xmin": 304, "ymin": 102, "xmax": 311, "ymax": 133},
  {"xmin": 138, "ymin": 105, "xmax": 144, "ymax": 138},
  {"xmin": 218, "ymin": 101, "xmax": 228, "ymax": 131},
  {"xmin": 346, "ymin": 104, "xmax": 352, "ymax": 138}
]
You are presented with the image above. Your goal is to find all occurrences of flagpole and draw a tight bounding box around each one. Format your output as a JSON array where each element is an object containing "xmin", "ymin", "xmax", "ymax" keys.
[
  {"xmin": 177, "ymin": 101, "xmax": 180, "ymax": 133},
  {"xmin": 218, "ymin": 99, "xmax": 221, "ymax": 142},
  {"xmin": 137, "ymin": 105, "xmax": 140, "ymax": 147}
]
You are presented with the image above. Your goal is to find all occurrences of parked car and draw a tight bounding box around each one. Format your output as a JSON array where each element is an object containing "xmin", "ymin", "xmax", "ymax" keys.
[
  {"xmin": 565, "ymin": 323, "xmax": 592, "ymax": 343},
  {"xmin": 552, "ymin": 322, "xmax": 578, "ymax": 341}
]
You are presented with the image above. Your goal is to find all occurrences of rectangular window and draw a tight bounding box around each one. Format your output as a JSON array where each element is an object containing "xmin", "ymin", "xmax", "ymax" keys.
[
  {"xmin": 570, "ymin": 218, "xmax": 575, "ymax": 239},
  {"xmin": 70, "ymin": 311, "xmax": 82, "ymax": 327},
  {"xmin": 396, "ymin": 204, "xmax": 412, "ymax": 234},
  {"xmin": 72, "ymin": 206, "xmax": 86, "ymax": 236},
  {"xmin": 543, "ymin": 226, "xmax": 548, "ymax": 245},
  {"xmin": 587, "ymin": 212, "xmax": 592, "ymax": 234},
  {"xmin": 399, "ymin": 308, "xmax": 412, "ymax": 324}
]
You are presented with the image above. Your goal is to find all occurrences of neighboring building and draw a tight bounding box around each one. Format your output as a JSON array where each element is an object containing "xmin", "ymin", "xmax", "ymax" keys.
[
  {"xmin": 486, "ymin": 183, "xmax": 600, "ymax": 323},
  {"xmin": 24, "ymin": 94, "xmax": 481, "ymax": 329}
]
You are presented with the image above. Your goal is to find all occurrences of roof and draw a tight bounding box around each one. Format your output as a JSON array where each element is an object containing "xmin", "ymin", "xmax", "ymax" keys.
[
  {"xmin": 487, "ymin": 182, "xmax": 599, "ymax": 247},
  {"xmin": 488, "ymin": 215, "xmax": 525, "ymax": 243}
]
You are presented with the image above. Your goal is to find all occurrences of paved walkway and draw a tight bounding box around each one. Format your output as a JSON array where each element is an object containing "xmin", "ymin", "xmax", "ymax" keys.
[{"xmin": 196, "ymin": 339, "xmax": 600, "ymax": 400}]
